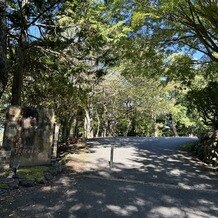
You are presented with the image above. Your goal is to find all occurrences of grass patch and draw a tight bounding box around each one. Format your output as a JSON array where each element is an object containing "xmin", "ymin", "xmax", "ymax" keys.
[
  {"xmin": 17, "ymin": 166, "xmax": 49, "ymax": 181},
  {"xmin": 180, "ymin": 143, "xmax": 196, "ymax": 153}
]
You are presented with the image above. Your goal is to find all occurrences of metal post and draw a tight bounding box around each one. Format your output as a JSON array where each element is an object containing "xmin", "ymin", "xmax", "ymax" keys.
[{"xmin": 110, "ymin": 144, "xmax": 114, "ymax": 168}]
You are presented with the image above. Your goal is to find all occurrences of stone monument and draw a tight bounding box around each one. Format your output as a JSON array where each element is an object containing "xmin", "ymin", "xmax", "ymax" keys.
[{"xmin": 0, "ymin": 106, "xmax": 59, "ymax": 168}]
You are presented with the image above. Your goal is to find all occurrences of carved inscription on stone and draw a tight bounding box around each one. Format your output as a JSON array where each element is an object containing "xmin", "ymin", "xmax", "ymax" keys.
[{"xmin": 2, "ymin": 106, "xmax": 58, "ymax": 166}]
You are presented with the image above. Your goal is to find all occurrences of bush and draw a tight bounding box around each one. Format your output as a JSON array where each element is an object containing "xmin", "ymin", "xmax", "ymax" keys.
[
  {"xmin": 180, "ymin": 143, "xmax": 196, "ymax": 153},
  {"xmin": 196, "ymin": 131, "xmax": 218, "ymax": 167}
]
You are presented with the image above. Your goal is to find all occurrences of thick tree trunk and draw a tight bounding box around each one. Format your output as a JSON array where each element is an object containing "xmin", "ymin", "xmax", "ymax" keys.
[
  {"xmin": 0, "ymin": 0, "xmax": 7, "ymax": 99},
  {"xmin": 11, "ymin": 53, "xmax": 24, "ymax": 105},
  {"xmin": 11, "ymin": 0, "xmax": 28, "ymax": 105}
]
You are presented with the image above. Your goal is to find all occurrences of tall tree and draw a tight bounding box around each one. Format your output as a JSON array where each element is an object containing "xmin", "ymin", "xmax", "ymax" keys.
[
  {"xmin": 16, "ymin": 0, "xmax": 129, "ymax": 140},
  {"xmin": 7, "ymin": 0, "xmax": 66, "ymax": 105},
  {"xmin": 132, "ymin": 0, "xmax": 218, "ymax": 63},
  {"xmin": 0, "ymin": 0, "xmax": 7, "ymax": 99}
]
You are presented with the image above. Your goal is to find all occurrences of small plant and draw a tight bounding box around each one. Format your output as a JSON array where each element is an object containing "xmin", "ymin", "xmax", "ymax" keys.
[{"xmin": 180, "ymin": 143, "xmax": 196, "ymax": 153}]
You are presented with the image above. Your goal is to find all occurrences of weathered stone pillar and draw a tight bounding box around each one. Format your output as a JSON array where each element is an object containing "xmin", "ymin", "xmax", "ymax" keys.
[
  {"xmin": 0, "ymin": 148, "xmax": 11, "ymax": 171},
  {"xmin": 1, "ymin": 106, "xmax": 58, "ymax": 167},
  {"xmin": 0, "ymin": 106, "xmax": 21, "ymax": 170},
  {"xmin": 3, "ymin": 106, "xmax": 22, "ymax": 150},
  {"xmin": 33, "ymin": 108, "xmax": 55, "ymax": 165}
]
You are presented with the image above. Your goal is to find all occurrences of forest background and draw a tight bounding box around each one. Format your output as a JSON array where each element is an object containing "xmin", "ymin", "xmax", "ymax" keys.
[{"xmin": 0, "ymin": 0, "xmax": 217, "ymax": 143}]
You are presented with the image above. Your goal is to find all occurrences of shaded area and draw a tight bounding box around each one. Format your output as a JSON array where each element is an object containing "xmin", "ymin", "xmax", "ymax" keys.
[
  {"xmin": 1, "ymin": 137, "xmax": 218, "ymax": 218},
  {"xmin": 66, "ymin": 137, "xmax": 217, "ymax": 190}
]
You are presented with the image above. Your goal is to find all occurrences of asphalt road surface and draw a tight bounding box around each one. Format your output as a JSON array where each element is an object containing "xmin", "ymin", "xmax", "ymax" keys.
[{"xmin": 1, "ymin": 137, "xmax": 218, "ymax": 218}]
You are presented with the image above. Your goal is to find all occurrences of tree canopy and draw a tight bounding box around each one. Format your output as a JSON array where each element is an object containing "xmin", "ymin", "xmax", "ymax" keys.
[{"xmin": 0, "ymin": 0, "xmax": 217, "ymax": 139}]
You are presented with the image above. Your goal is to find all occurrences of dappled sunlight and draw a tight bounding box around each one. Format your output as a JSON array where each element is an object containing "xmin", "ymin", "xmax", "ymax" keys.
[
  {"xmin": 161, "ymin": 195, "xmax": 178, "ymax": 204},
  {"xmin": 65, "ymin": 189, "xmax": 77, "ymax": 197},
  {"xmin": 181, "ymin": 207, "xmax": 218, "ymax": 218},
  {"xmin": 98, "ymin": 171, "xmax": 111, "ymax": 178},
  {"xmin": 66, "ymin": 144, "xmax": 151, "ymax": 173},
  {"xmin": 1, "ymin": 137, "xmax": 217, "ymax": 217},
  {"xmin": 64, "ymin": 136, "xmax": 217, "ymax": 193},
  {"xmin": 166, "ymin": 157, "xmax": 182, "ymax": 163},
  {"xmin": 106, "ymin": 204, "xmax": 138, "ymax": 216},
  {"xmin": 56, "ymin": 176, "xmax": 72, "ymax": 186},
  {"xmin": 144, "ymin": 164, "xmax": 156, "ymax": 168},
  {"xmin": 178, "ymin": 182, "xmax": 192, "ymax": 190},
  {"xmin": 118, "ymin": 185, "xmax": 136, "ymax": 192},
  {"xmin": 167, "ymin": 169, "xmax": 186, "ymax": 176},
  {"xmin": 193, "ymin": 183, "xmax": 213, "ymax": 190},
  {"xmin": 69, "ymin": 203, "xmax": 83, "ymax": 212},
  {"xmin": 135, "ymin": 197, "xmax": 146, "ymax": 206},
  {"xmin": 148, "ymin": 206, "xmax": 185, "ymax": 218}
]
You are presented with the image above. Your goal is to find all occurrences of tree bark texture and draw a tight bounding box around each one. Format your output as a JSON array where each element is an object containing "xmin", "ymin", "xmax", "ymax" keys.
[
  {"xmin": 11, "ymin": 0, "xmax": 29, "ymax": 105},
  {"xmin": 84, "ymin": 108, "xmax": 94, "ymax": 138},
  {"xmin": 0, "ymin": 0, "xmax": 7, "ymax": 99}
]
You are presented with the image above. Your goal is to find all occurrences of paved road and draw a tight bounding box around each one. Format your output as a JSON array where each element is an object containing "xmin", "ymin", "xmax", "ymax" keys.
[{"xmin": 1, "ymin": 137, "xmax": 218, "ymax": 218}]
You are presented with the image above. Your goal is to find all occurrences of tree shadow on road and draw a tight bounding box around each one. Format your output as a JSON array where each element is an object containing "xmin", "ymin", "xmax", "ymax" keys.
[{"xmin": 1, "ymin": 137, "xmax": 218, "ymax": 217}]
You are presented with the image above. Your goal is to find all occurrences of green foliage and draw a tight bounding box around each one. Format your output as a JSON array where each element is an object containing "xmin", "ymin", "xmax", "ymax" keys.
[
  {"xmin": 17, "ymin": 166, "xmax": 49, "ymax": 181},
  {"xmin": 180, "ymin": 143, "xmax": 197, "ymax": 153},
  {"xmin": 91, "ymin": 72, "xmax": 193, "ymax": 137},
  {"xmin": 186, "ymin": 81, "xmax": 218, "ymax": 130},
  {"xmin": 165, "ymin": 54, "xmax": 196, "ymax": 85},
  {"xmin": 133, "ymin": 0, "xmax": 218, "ymax": 62},
  {"xmin": 0, "ymin": 0, "xmax": 216, "ymax": 140}
]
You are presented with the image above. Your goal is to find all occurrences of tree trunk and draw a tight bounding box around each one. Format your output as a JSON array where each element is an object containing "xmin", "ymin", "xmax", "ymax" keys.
[
  {"xmin": 11, "ymin": 0, "xmax": 28, "ymax": 105},
  {"xmin": 152, "ymin": 114, "xmax": 158, "ymax": 137},
  {"xmin": 66, "ymin": 115, "xmax": 74, "ymax": 140},
  {"xmin": 171, "ymin": 121, "xmax": 178, "ymax": 137},
  {"xmin": 95, "ymin": 109, "xmax": 100, "ymax": 137},
  {"xmin": 61, "ymin": 119, "xmax": 67, "ymax": 143},
  {"xmin": 84, "ymin": 108, "xmax": 94, "ymax": 138},
  {"xmin": 11, "ymin": 49, "xmax": 24, "ymax": 105},
  {"xmin": 61, "ymin": 115, "xmax": 74, "ymax": 143},
  {"xmin": 0, "ymin": 0, "xmax": 7, "ymax": 99},
  {"xmin": 169, "ymin": 114, "xmax": 178, "ymax": 137},
  {"xmin": 124, "ymin": 118, "xmax": 131, "ymax": 137},
  {"xmin": 73, "ymin": 116, "xmax": 79, "ymax": 139}
]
